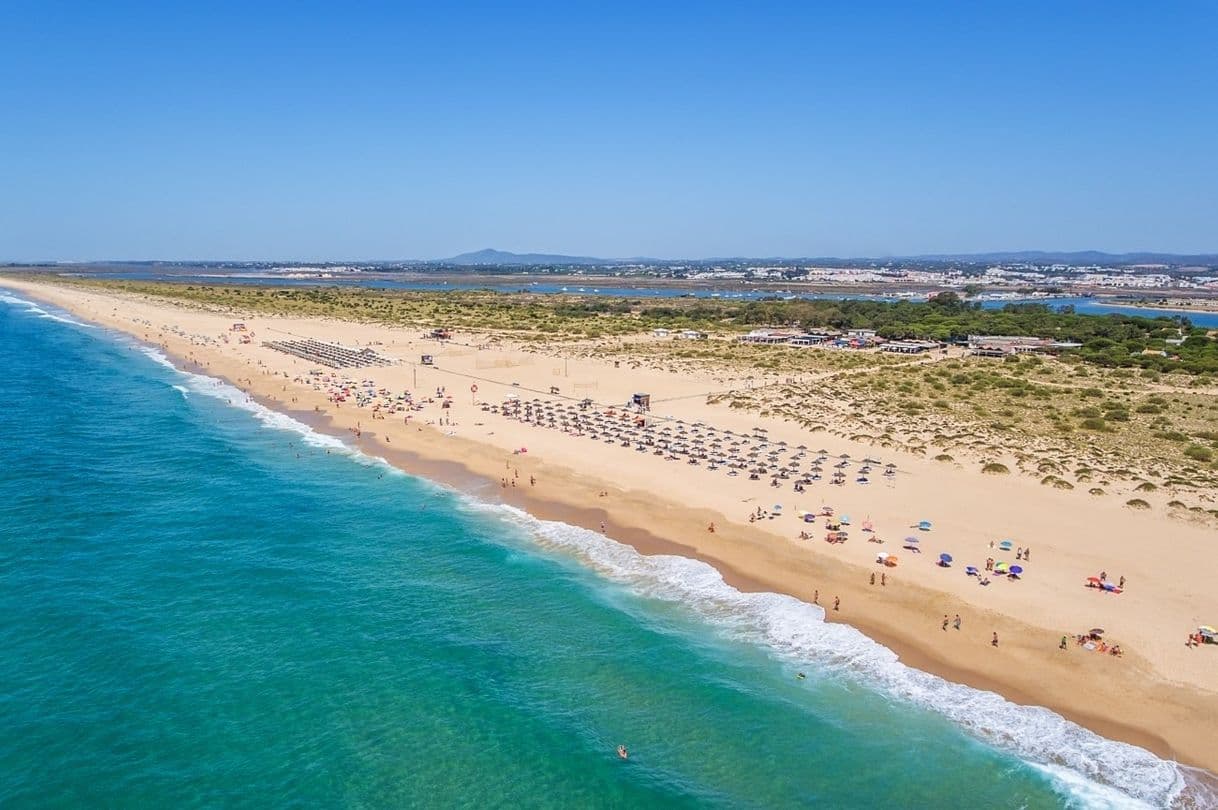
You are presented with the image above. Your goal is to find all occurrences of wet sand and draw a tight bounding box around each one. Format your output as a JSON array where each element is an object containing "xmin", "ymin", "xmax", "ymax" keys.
[{"xmin": 6, "ymin": 276, "xmax": 1218, "ymax": 775}]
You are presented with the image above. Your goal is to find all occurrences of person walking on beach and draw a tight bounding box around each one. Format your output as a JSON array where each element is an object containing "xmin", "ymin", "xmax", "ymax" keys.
[
  {"xmin": 1060, "ymin": 635, "xmax": 1068, "ymax": 650},
  {"xmin": 942, "ymin": 615, "xmax": 949, "ymax": 631},
  {"xmin": 813, "ymin": 590, "xmax": 819, "ymax": 605},
  {"xmin": 1119, "ymin": 575, "xmax": 1125, "ymax": 589},
  {"xmin": 881, "ymin": 572, "xmax": 886, "ymax": 586},
  {"xmin": 870, "ymin": 572, "xmax": 876, "ymax": 586},
  {"xmin": 953, "ymin": 614, "xmax": 961, "ymax": 631},
  {"xmin": 833, "ymin": 596, "xmax": 839, "ymax": 612},
  {"xmin": 991, "ymin": 632, "xmax": 999, "ymax": 647}
]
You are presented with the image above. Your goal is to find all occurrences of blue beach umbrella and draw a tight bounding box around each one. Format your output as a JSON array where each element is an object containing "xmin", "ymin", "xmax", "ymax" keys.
[
  {"xmin": 1010, "ymin": 565, "xmax": 1024, "ymax": 575},
  {"xmin": 918, "ymin": 520, "xmax": 932, "ymax": 531},
  {"xmin": 939, "ymin": 553, "xmax": 953, "ymax": 563}
]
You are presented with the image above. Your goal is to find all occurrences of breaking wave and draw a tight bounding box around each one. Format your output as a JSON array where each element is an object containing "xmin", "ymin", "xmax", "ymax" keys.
[
  {"xmin": 465, "ymin": 502, "xmax": 1209, "ymax": 809},
  {"xmin": 101, "ymin": 331, "xmax": 1218, "ymax": 810}
]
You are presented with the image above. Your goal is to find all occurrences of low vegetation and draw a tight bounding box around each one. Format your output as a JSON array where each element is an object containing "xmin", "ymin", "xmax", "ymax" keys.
[
  {"xmin": 34, "ymin": 277, "xmax": 1218, "ymax": 374},
  {"xmin": 25, "ymin": 275, "xmax": 1218, "ymax": 518}
]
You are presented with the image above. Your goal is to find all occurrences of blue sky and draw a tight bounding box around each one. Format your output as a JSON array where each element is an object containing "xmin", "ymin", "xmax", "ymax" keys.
[{"xmin": 2, "ymin": 1, "xmax": 1216, "ymax": 260}]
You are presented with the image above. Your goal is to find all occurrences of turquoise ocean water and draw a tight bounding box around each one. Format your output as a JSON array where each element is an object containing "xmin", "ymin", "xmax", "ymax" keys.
[{"xmin": 0, "ymin": 290, "xmax": 1207, "ymax": 808}]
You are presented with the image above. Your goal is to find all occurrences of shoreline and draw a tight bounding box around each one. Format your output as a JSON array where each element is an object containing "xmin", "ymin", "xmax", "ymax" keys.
[
  {"xmin": 158, "ymin": 335, "xmax": 1209, "ymax": 775},
  {"xmin": 5, "ymin": 277, "xmax": 1217, "ymax": 783},
  {"xmin": 17, "ymin": 266, "xmax": 1218, "ymax": 311},
  {"xmin": 1102, "ymin": 296, "xmax": 1218, "ymax": 315},
  {"xmin": 281, "ymin": 402, "xmax": 1185, "ymax": 767}
]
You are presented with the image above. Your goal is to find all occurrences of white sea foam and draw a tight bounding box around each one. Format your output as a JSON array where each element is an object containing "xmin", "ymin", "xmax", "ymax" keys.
[
  {"xmin": 466, "ymin": 501, "xmax": 1199, "ymax": 809},
  {"xmin": 124, "ymin": 340, "xmax": 1203, "ymax": 809},
  {"xmin": 138, "ymin": 346, "xmax": 402, "ymax": 475},
  {"xmin": 139, "ymin": 346, "xmax": 180, "ymax": 371},
  {"xmin": 0, "ymin": 290, "xmax": 95, "ymax": 327}
]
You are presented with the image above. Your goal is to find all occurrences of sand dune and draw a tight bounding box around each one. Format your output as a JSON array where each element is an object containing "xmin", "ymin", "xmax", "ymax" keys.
[{"xmin": 7, "ymin": 276, "xmax": 1217, "ymax": 773}]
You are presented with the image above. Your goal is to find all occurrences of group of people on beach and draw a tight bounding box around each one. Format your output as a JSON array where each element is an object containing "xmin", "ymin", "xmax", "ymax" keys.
[{"xmin": 241, "ymin": 326, "xmax": 1167, "ymax": 721}]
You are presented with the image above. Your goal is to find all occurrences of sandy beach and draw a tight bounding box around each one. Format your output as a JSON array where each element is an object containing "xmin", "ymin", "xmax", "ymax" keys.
[{"xmin": 6, "ymin": 276, "xmax": 1217, "ymax": 775}]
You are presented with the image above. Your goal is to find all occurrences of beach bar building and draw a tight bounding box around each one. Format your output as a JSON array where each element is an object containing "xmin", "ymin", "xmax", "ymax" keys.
[
  {"xmin": 967, "ymin": 335, "xmax": 1053, "ymax": 356},
  {"xmin": 738, "ymin": 329, "xmax": 796, "ymax": 344},
  {"xmin": 881, "ymin": 340, "xmax": 938, "ymax": 354},
  {"xmin": 788, "ymin": 332, "xmax": 837, "ymax": 346}
]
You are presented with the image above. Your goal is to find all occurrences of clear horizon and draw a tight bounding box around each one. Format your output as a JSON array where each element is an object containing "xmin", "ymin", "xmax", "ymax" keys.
[
  {"xmin": 2, "ymin": 1, "xmax": 1216, "ymax": 262},
  {"xmin": 11, "ymin": 246, "xmax": 1218, "ymax": 265}
]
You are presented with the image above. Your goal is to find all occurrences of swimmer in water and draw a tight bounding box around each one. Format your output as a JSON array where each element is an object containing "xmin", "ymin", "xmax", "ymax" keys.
[
  {"xmin": 796, "ymin": 672, "xmax": 806, "ymax": 680},
  {"xmin": 617, "ymin": 745, "xmax": 628, "ymax": 760}
]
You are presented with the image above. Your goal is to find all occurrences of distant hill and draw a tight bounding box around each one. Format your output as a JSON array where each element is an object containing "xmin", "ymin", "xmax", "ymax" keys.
[{"xmin": 438, "ymin": 249, "xmax": 613, "ymax": 266}]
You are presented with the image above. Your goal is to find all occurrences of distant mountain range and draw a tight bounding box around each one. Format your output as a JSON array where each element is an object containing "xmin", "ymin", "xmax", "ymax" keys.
[
  {"xmin": 436, "ymin": 249, "xmax": 1218, "ymax": 266},
  {"xmin": 439, "ymin": 249, "xmax": 615, "ymax": 266}
]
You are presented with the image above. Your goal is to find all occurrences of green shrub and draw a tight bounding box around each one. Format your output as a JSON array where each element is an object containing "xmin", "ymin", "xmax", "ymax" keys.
[{"xmin": 1184, "ymin": 445, "xmax": 1214, "ymax": 463}]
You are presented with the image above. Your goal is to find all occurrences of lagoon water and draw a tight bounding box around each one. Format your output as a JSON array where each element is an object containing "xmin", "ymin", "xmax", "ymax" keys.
[
  {"xmin": 0, "ymin": 292, "xmax": 1201, "ymax": 808},
  {"xmin": 49, "ymin": 266, "xmax": 1218, "ymax": 328}
]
